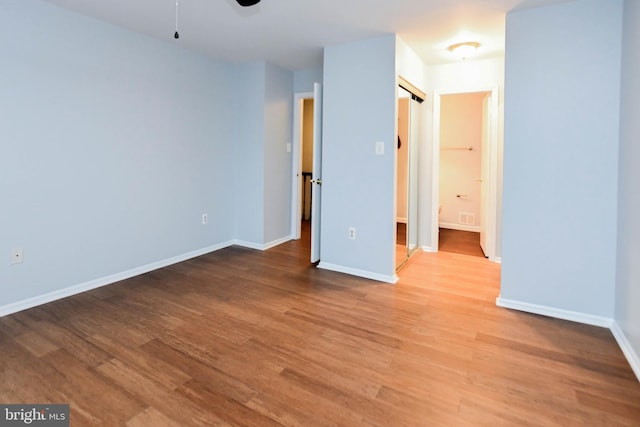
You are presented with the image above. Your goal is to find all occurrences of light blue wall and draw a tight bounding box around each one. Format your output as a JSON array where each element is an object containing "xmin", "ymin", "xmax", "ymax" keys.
[
  {"xmin": 264, "ymin": 63, "xmax": 294, "ymax": 244},
  {"xmin": 501, "ymin": 0, "xmax": 623, "ymax": 317},
  {"xmin": 1, "ymin": 0, "xmax": 234, "ymax": 306},
  {"xmin": 294, "ymin": 68, "xmax": 323, "ymax": 93},
  {"xmin": 235, "ymin": 63, "xmax": 266, "ymax": 244},
  {"xmin": 233, "ymin": 62, "xmax": 293, "ymax": 247},
  {"xmin": 616, "ymin": 0, "xmax": 640, "ymax": 371},
  {"xmin": 321, "ymin": 35, "xmax": 397, "ymax": 280}
]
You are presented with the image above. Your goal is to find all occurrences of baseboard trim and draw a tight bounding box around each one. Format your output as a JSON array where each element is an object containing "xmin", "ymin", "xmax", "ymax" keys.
[
  {"xmin": 0, "ymin": 241, "xmax": 235, "ymax": 318},
  {"xmin": 233, "ymin": 235, "xmax": 292, "ymax": 251},
  {"xmin": 496, "ymin": 296, "xmax": 613, "ymax": 328},
  {"xmin": 492, "ymin": 256, "xmax": 502, "ymax": 264},
  {"xmin": 611, "ymin": 321, "xmax": 640, "ymax": 382},
  {"xmin": 439, "ymin": 222, "xmax": 481, "ymax": 233},
  {"xmin": 396, "ymin": 217, "xmax": 407, "ymax": 224},
  {"xmin": 317, "ymin": 262, "xmax": 398, "ymax": 284},
  {"xmin": 232, "ymin": 240, "xmax": 264, "ymax": 250},
  {"xmin": 421, "ymin": 245, "xmax": 437, "ymax": 253},
  {"xmin": 263, "ymin": 236, "xmax": 293, "ymax": 250}
]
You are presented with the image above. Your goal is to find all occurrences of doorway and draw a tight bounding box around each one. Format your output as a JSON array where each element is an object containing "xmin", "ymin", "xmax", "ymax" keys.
[
  {"xmin": 290, "ymin": 84, "xmax": 323, "ymax": 262},
  {"xmin": 438, "ymin": 92, "xmax": 488, "ymax": 258},
  {"xmin": 430, "ymin": 87, "xmax": 499, "ymax": 262},
  {"xmin": 396, "ymin": 85, "xmax": 423, "ymax": 271}
]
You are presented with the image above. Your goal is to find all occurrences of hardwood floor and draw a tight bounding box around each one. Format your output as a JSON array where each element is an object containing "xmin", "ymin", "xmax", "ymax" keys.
[
  {"xmin": 397, "ymin": 222, "xmax": 407, "ymax": 246},
  {"xmin": 439, "ymin": 228, "xmax": 486, "ymax": 258},
  {"xmin": 1, "ymin": 236, "xmax": 639, "ymax": 426}
]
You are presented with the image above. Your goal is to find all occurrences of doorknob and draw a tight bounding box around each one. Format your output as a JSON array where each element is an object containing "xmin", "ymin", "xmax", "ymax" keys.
[{"xmin": 310, "ymin": 179, "xmax": 322, "ymax": 185}]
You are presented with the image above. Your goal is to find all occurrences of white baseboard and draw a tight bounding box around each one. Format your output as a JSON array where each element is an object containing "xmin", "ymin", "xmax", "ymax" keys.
[
  {"xmin": 396, "ymin": 217, "xmax": 407, "ymax": 224},
  {"xmin": 439, "ymin": 222, "xmax": 481, "ymax": 233},
  {"xmin": 0, "ymin": 241, "xmax": 235, "ymax": 318},
  {"xmin": 421, "ymin": 245, "xmax": 437, "ymax": 253},
  {"xmin": 263, "ymin": 235, "xmax": 293, "ymax": 250},
  {"xmin": 233, "ymin": 235, "xmax": 292, "ymax": 251},
  {"xmin": 496, "ymin": 296, "xmax": 613, "ymax": 328},
  {"xmin": 232, "ymin": 240, "xmax": 264, "ymax": 250},
  {"xmin": 611, "ymin": 321, "xmax": 640, "ymax": 382},
  {"xmin": 317, "ymin": 262, "xmax": 398, "ymax": 284},
  {"xmin": 492, "ymin": 256, "xmax": 502, "ymax": 264}
]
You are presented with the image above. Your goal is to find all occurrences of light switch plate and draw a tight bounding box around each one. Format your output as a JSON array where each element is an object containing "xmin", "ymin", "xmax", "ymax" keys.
[{"xmin": 375, "ymin": 141, "xmax": 384, "ymax": 155}]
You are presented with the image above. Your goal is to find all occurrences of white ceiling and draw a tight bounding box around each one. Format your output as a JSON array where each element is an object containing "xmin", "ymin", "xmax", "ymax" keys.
[{"xmin": 41, "ymin": 0, "xmax": 572, "ymax": 70}]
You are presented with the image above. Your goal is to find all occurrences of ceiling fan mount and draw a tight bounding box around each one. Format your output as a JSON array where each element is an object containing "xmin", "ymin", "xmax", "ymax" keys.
[
  {"xmin": 174, "ymin": 0, "xmax": 261, "ymax": 39},
  {"xmin": 236, "ymin": 0, "xmax": 261, "ymax": 6}
]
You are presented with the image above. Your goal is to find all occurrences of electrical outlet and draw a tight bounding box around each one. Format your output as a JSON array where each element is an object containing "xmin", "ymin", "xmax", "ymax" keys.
[
  {"xmin": 10, "ymin": 248, "xmax": 23, "ymax": 265},
  {"xmin": 202, "ymin": 213, "xmax": 208, "ymax": 225},
  {"xmin": 348, "ymin": 227, "xmax": 356, "ymax": 240}
]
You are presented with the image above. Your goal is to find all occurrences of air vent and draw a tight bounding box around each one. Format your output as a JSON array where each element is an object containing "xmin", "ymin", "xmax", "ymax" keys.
[{"xmin": 458, "ymin": 212, "xmax": 476, "ymax": 226}]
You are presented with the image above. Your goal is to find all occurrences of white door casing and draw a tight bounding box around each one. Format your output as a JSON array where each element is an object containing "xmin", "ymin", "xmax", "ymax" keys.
[
  {"xmin": 310, "ymin": 82, "xmax": 323, "ymax": 263},
  {"xmin": 290, "ymin": 91, "xmax": 313, "ymax": 240},
  {"xmin": 480, "ymin": 93, "xmax": 490, "ymax": 256}
]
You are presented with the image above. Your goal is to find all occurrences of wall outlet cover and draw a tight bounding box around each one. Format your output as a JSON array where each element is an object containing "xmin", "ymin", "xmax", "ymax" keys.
[{"xmin": 10, "ymin": 248, "xmax": 23, "ymax": 265}]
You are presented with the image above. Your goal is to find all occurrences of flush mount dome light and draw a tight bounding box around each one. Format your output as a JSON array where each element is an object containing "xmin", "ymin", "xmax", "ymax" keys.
[{"xmin": 448, "ymin": 41, "xmax": 480, "ymax": 60}]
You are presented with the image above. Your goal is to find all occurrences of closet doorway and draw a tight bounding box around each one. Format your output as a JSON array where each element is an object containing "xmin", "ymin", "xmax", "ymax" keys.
[
  {"xmin": 431, "ymin": 87, "xmax": 499, "ymax": 261},
  {"xmin": 438, "ymin": 92, "xmax": 488, "ymax": 257},
  {"xmin": 396, "ymin": 83, "xmax": 424, "ymax": 271}
]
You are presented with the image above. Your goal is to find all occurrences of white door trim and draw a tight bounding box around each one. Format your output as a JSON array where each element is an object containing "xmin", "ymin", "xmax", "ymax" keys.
[
  {"xmin": 431, "ymin": 87, "xmax": 500, "ymax": 261},
  {"xmin": 290, "ymin": 91, "xmax": 314, "ymax": 240},
  {"xmin": 310, "ymin": 82, "xmax": 323, "ymax": 263}
]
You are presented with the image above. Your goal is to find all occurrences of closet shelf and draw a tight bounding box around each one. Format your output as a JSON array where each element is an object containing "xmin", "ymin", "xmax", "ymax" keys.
[{"xmin": 441, "ymin": 146, "xmax": 474, "ymax": 151}]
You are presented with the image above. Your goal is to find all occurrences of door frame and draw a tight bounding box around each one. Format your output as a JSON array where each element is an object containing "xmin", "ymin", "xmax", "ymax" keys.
[
  {"xmin": 430, "ymin": 86, "xmax": 500, "ymax": 261},
  {"xmin": 290, "ymin": 91, "xmax": 314, "ymax": 240}
]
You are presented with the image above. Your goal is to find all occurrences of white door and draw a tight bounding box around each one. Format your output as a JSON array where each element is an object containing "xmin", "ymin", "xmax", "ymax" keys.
[
  {"xmin": 310, "ymin": 82, "xmax": 323, "ymax": 263},
  {"xmin": 479, "ymin": 94, "xmax": 490, "ymax": 257},
  {"xmin": 407, "ymin": 95, "xmax": 422, "ymax": 257}
]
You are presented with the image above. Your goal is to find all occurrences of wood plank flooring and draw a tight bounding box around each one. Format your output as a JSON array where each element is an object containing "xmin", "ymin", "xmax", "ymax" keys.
[
  {"xmin": 439, "ymin": 228, "xmax": 486, "ymax": 258},
  {"xmin": 1, "ymin": 235, "xmax": 639, "ymax": 426}
]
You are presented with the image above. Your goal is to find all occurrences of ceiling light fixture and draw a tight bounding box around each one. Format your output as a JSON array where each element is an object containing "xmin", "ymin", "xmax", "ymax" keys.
[{"xmin": 448, "ymin": 41, "xmax": 480, "ymax": 60}]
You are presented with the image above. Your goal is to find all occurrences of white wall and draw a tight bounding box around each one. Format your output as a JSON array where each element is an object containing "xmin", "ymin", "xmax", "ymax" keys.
[
  {"xmin": 320, "ymin": 35, "xmax": 398, "ymax": 282},
  {"xmin": 396, "ymin": 37, "xmax": 427, "ymax": 91},
  {"xmin": 1, "ymin": 0, "xmax": 237, "ymax": 308},
  {"xmin": 423, "ymin": 58, "xmax": 505, "ymax": 255},
  {"xmin": 615, "ymin": 0, "xmax": 640, "ymax": 378},
  {"xmin": 500, "ymin": 0, "xmax": 623, "ymax": 320}
]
